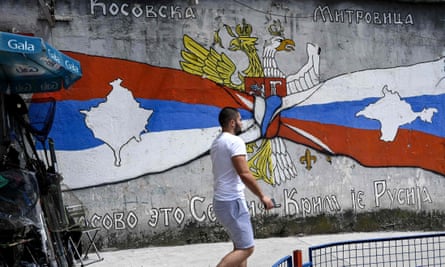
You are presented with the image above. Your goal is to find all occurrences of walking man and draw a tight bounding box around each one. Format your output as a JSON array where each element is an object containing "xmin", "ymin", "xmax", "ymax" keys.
[{"xmin": 211, "ymin": 107, "xmax": 274, "ymax": 267}]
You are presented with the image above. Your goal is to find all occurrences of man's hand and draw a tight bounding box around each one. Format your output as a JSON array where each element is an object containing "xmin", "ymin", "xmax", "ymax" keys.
[{"xmin": 261, "ymin": 196, "xmax": 274, "ymax": 210}]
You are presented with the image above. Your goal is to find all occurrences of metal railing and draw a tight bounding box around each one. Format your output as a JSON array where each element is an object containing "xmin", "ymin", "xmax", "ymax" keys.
[
  {"xmin": 272, "ymin": 255, "xmax": 293, "ymax": 267},
  {"xmin": 304, "ymin": 232, "xmax": 445, "ymax": 267},
  {"xmin": 272, "ymin": 232, "xmax": 445, "ymax": 267},
  {"xmin": 272, "ymin": 249, "xmax": 303, "ymax": 267}
]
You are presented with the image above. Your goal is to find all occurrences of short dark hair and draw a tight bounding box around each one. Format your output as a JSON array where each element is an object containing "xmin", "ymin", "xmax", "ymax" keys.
[{"xmin": 218, "ymin": 107, "xmax": 239, "ymax": 127}]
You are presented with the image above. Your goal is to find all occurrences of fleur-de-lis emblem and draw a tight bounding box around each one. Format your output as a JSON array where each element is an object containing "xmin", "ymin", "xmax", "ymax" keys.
[{"xmin": 300, "ymin": 149, "xmax": 317, "ymax": 170}]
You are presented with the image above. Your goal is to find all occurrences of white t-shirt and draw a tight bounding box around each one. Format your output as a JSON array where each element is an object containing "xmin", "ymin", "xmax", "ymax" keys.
[{"xmin": 210, "ymin": 132, "xmax": 246, "ymax": 201}]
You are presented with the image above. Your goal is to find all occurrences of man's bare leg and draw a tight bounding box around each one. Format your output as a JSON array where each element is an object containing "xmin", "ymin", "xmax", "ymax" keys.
[{"xmin": 217, "ymin": 247, "xmax": 254, "ymax": 267}]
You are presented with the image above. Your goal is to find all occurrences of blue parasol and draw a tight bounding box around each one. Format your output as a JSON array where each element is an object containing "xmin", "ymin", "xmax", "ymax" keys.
[{"xmin": 0, "ymin": 31, "xmax": 82, "ymax": 93}]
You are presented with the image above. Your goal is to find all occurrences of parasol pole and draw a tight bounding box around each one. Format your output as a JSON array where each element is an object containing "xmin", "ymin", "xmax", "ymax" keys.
[
  {"xmin": 48, "ymin": 138, "xmax": 58, "ymax": 173},
  {"xmin": 0, "ymin": 92, "xmax": 6, "ymax": 143}
]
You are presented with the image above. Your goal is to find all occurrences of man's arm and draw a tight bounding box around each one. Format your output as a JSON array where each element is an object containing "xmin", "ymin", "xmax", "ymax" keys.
[{"xmin": 232, "ymin": 155, "xmax": 274, "ymax": 210}]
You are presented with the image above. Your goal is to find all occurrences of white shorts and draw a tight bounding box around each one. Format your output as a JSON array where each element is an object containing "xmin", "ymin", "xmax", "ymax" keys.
[{"xmin": 213, "ymin": 198, "xmax": 254, "ymax": 249}]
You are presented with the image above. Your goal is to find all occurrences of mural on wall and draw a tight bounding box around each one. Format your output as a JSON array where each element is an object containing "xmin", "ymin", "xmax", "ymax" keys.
[
  {"xmin": 81, "ymin": 178, "xmax": 435, "ymax": 230},
  {"xmin": 28, "ymin": 6, "xmax": 445, "ymax": 190},
  {"xmin": 180, "ymin": 19, "xmax": 320, "ymax": 186}
]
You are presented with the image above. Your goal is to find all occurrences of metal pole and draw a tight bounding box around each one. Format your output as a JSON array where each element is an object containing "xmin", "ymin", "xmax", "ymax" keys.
[{"xmin": 293, "ymin": 250, "xmax": 303, "ymax": 267}]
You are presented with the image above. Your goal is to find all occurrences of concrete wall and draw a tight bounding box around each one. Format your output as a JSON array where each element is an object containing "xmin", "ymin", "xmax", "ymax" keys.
[{"xmin": 1, "ymin": 0, "xmax": 444, "ymax": 249}]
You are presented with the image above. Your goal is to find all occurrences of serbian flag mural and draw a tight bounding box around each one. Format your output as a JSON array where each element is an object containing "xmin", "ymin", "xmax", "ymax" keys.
[{"xmin": 28, "ymin": 37, "xmax": 445, "ymax": 189}]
